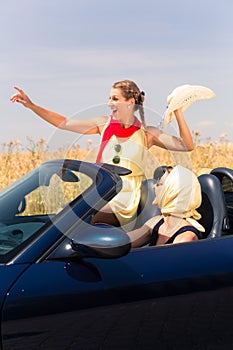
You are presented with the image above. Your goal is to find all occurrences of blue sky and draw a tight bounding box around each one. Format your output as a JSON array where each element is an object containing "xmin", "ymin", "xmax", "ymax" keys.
[{"xmin": 1, "ymin": 0, "xmax": 233, "ymax": 150}]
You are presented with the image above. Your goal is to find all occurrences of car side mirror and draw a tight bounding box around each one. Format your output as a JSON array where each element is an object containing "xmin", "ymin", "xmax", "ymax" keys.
[
  {"xmin": 71, "ymin": 224, "xmax": 131, "ymax": 259},
  {"xmin": 48, "ymin": 224, "xmax": 131, "ymax": 261}
]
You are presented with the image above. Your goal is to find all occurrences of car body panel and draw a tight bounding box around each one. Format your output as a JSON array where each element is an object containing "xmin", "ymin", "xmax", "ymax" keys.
[
  {"xmin": 0, "ymin": 265, "xmax": 30, "ymax": 309},
  {"xmin": 2, "ymin": 237, "xmax": 233, "ymax": 349}
]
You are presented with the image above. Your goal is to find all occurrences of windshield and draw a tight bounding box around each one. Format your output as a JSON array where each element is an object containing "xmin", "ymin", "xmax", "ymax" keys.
[{"xmin": 0, "ymin": 160, "xmax": 93, "ymax": 259}]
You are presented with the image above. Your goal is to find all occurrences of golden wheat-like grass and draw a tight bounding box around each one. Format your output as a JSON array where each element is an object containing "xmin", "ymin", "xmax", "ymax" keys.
[{"xmin": 1, "ymin": 137, "xmax": 233, "ymax": 191}]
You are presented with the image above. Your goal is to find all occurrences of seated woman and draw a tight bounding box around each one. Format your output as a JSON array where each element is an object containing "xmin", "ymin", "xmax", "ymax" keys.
[{"xmin": 127, "ymin": 165, "xmax": 205, "ymax": 247}]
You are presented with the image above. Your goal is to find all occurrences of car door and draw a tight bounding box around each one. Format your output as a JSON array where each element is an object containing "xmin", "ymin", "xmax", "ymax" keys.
[{"xmin": 2, "ymin": 234, "xmax": 233, "ymax": 350}]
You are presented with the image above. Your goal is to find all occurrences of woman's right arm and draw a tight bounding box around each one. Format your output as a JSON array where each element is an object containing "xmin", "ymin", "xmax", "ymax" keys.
[{"xmin": 10, "ymin": 86, "xmax": 107, "ymax": 135}]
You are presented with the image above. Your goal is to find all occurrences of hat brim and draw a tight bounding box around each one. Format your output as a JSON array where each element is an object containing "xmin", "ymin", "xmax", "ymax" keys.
[{"xmin": 163, "ymin": 84, "xmax": 216, "ymax": 127}]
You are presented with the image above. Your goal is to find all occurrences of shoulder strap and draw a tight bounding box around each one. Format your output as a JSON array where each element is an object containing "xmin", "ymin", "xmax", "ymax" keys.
[
  {"xmin": 149, "ymin": 218, "xmax": 164, "ymax": 246},
  {"xmin": 165, "ymin": 225, "xmax": 201, "ymax": 245}
]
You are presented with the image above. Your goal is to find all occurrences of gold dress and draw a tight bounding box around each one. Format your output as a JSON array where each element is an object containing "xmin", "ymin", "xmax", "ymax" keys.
[{"xmin": 101, "ymin": 126, "xmax": 147, "ymax": 230}]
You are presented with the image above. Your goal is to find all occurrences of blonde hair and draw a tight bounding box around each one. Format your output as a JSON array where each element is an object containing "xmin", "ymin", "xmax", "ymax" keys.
[{"xmin": 112, "ymin": 80, "xmax": 146, "ymax": 128}]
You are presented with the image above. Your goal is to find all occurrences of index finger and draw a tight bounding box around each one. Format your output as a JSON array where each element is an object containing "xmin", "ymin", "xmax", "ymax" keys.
[{"xmin": 13, "ymin": 86, "xmax": 24, "ymax": 94}]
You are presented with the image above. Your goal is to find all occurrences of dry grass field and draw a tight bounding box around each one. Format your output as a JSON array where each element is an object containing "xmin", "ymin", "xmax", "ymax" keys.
[{"xmin": 1, "ymin": 135, "xmax": 233, "ymax": 191}]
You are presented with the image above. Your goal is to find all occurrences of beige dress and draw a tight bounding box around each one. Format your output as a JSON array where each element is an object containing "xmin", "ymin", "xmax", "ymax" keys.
[{"xmin": 101, "ymin": 126, "xmax": 147, "ymax": 230}]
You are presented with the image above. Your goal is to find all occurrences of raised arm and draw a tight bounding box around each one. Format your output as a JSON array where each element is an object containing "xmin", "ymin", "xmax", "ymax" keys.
[
  {"xmin": 146, "ymin": 108, "xmax": 194, "ymax": 151},
  {"xmin": 10, "ymin": 86, "xmax": 107, "ymax": 135}
]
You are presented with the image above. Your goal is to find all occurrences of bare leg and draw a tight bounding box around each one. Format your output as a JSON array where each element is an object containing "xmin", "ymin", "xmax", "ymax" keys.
[{"xmin": 91, "ymin": 204, "xmax": 120, "ymax": 226}]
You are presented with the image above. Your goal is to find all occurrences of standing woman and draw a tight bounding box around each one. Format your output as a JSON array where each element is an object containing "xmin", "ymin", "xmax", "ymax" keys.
[{"xmin": 10, "ymin": 80, "xmax": 194, "ymax": 229}]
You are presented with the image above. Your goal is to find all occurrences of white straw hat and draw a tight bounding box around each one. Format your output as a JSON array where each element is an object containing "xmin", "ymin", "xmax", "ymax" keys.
[{"xmin": 162, "ymin": 84, "xmax": 216, "ymax": 128}]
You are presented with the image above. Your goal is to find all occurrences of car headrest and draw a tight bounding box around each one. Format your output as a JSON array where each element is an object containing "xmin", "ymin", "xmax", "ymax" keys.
[
  {"xmin": 153, "ymin": 165, "xmax": 167, "ymax": 181},
  {"xmin": 197, "ymin": 173, "xmax": 229, "ymax": 238},
  {"xmin": 211, "ymin": 167, "xmax": 233, "ymax": 182}
]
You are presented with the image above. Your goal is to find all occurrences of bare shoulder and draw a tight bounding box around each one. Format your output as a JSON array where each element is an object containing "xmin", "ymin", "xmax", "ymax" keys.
[
  {"xmin": 174, "ymin": 231, "xmax": 199, "ymax": 244},
  {"xmin": 145, "ymin": 125, "xmax": 162, "ymax": 148},
  {"xmin": 145, "ymin": 125, "xmax": 160, "ymax": 135},
  {"xmin": 85, "ymin": 115, "xmax": 108, "ymax": 134},
  {"xmin": 94, "ymin": 115, "xmax": 109, "ymax": 132}
]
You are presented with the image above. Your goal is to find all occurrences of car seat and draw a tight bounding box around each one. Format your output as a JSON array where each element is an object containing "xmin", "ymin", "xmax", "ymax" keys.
[
  {"xmin": 197, "ymin": 173, "xmax": 229, "ymax": 238},
  {"xmin": 210, "ymin": 167, "xmax": 233, "ymax": 233},
  {"xmin": 135, "ymin": 166, "xmax": 167, "ymax": 228},
  {"xmin": 135, "ymin": 178, "xmax": 161, "ymax": 228}
]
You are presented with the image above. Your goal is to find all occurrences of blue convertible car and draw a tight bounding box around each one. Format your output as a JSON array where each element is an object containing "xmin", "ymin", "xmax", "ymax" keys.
[{"xmin": 1, "ymin": 159, "xmax": 233, "ymax": 350}]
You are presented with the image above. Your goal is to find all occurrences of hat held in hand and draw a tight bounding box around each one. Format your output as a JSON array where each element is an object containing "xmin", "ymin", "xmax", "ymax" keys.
[{"xmin": 163, "ymin": 84, "xmax": 216, "ymax": 128}]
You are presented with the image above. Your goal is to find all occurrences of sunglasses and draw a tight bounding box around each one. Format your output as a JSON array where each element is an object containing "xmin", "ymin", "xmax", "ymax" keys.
[{"xmin": 112, "ymin": 144, "xmax": 121, "ymax": 164}]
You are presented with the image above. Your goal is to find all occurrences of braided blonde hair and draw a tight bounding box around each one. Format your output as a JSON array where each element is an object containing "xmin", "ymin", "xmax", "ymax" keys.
[{"xmin": 112, "ymin": 80, "xmax": 146, "ymax": 128}]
